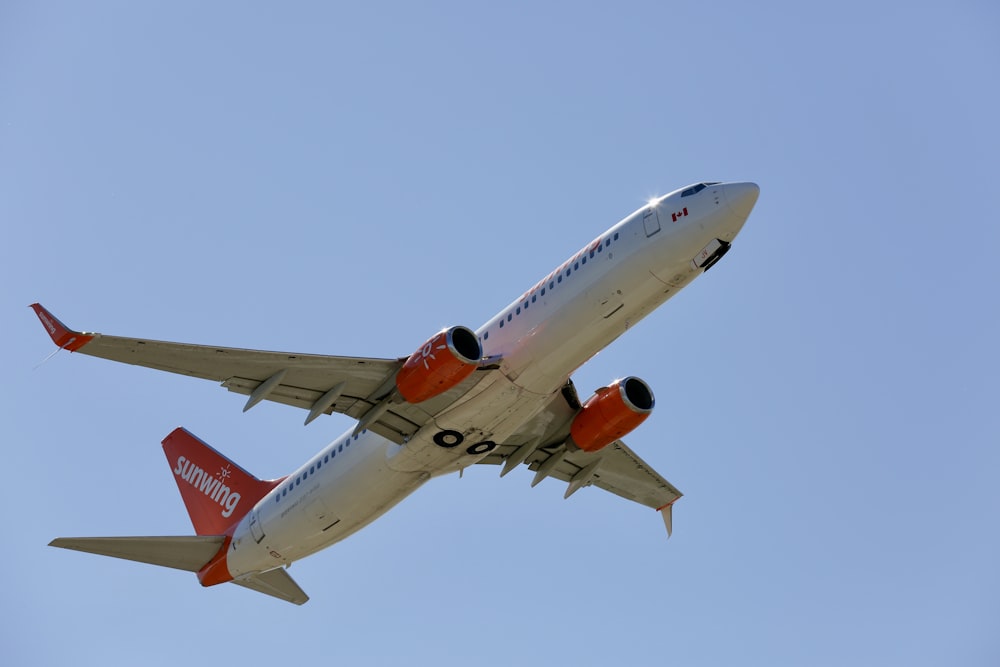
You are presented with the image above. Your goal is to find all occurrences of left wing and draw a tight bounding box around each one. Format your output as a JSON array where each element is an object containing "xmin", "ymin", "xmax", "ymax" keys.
[{"xmin": 29, "ymin": 304, "xmax": 485, "ymax": 443}]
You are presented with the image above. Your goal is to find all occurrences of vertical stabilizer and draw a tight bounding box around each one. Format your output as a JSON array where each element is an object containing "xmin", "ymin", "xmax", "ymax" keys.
[{"xmin": 162, "ymin": 428, "xmax": 279, "ymax": 535}]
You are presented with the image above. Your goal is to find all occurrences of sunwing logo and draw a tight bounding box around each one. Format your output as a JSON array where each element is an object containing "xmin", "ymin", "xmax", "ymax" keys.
[
  {"xmin": 38, "ymin": 311, "xmax": 57, "ymax": 335},
  {"xmin": 173, "ymin": 455, "xmax": 242, "ymax": 518}
]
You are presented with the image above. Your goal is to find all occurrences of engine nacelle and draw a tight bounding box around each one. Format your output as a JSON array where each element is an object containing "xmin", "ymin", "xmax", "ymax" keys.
[
  {"xmin": 395, "ymin": 326, "xmax": 482, "ymax": 404},
  {"xmin": 568, "ymin": 377, "xmax": 655, "ymax": 452}
]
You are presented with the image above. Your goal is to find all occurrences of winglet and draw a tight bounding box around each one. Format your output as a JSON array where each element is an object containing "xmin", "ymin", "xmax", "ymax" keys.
[
  {"xmin": 657, "ymin": 501, "xmax": 676, "ymax": 538},
  {"xmin": 29, "ymin": 303, "xmax": 95, "ymax": 352}
]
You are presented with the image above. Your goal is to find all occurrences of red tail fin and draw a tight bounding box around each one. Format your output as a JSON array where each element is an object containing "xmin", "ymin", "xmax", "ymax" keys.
[{"xmin": 162, "ymin": 428, "xmax": 278, "ymax": 536}]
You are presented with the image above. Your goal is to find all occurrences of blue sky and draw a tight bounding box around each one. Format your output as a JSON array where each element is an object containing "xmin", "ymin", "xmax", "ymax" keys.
[{"xmin": 3, "ymin": 2, "xmax": 998, "ymax": 665}]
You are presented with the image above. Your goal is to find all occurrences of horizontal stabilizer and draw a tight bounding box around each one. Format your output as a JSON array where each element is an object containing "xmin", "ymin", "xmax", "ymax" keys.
[
  {"xmin": 49, "ymin": 536, "xmax": 225, "ymax": 572},
  {"xmin": 232, "ymin": 568, "xmax": 309, "ymax": 605}
]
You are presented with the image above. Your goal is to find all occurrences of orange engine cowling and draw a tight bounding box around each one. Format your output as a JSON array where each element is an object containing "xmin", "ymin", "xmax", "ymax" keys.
[
  {"xmin": 395, "ymin": 326, "xmax": 482, "ymax": 403},
  {"xmin": 568, "ymin": 377, "xmax": 655, "ymax": 452}
]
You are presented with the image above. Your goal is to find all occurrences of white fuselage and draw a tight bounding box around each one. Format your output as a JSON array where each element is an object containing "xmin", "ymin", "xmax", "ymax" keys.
[{"xmin": 225, "ymin": 182, "xmax": 757, "ymax": 578}]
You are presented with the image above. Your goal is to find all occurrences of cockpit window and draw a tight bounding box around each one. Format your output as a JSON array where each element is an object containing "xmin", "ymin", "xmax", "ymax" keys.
[{"xmin": 681, "ymin": 183, "xmax": 708, "ymax": 197}]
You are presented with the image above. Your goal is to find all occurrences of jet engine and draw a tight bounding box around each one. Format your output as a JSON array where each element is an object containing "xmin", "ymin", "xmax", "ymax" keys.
[
  {"xmin": 568, "ymin": 377, "xmax": 654, "ymax": 452},
  {"xmin": 395, "ymin": 326, "xmax": 482, "ymax": 403}
]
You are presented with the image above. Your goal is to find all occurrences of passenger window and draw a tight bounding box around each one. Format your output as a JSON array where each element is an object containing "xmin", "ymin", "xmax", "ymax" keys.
[
  {"xmin": 483, "ymin": 330, "xmax": 489, "ymax": 339},
  {"xmin": 516, "ymin": 307, "xmax": 521, "ymax": 315},
  {"xmin": 549, "ymin": 281, "xmax": 554, "ymax": 289},
  {"xmin": 574, "ymin": 262, "xmax": 579, "ymax": 270},
  {"xmin": 531, "ymin": 295, "xmax": 536, "ymax": 303},
  {"xmin": 613, "ymin": 232, "xmax": 619, "ymax": 241},
  {"xmin": 557, "ymin": 275, "xmax": 562, "ymax": 283},
  {"xmin": 507, "ymin": 313, "xmax": 512, "ymax": 322},
  {"xmin": 499, "ymin": 320, "xmax": 504, "ymax": 328},
  {"xmin": 605, "ymin": 239, "xmax": 610, "ymax": 247},
  {"xmin": 582, "ymin": 256, "xmax": 587, "ymax": 265}
]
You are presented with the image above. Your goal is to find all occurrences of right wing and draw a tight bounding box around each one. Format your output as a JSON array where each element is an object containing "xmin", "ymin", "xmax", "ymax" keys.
[
  {"xmin": 30, "ymin": 304, "xmax": 487, "ymax": 444},
  {"xmin": 475, "ymin": 381, "xmax": 683, "ymax": 536}
]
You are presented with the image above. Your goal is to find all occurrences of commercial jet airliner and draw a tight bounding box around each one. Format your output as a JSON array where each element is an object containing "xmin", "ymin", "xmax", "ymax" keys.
[{"xmin": 33, "ymin": 181, "xmax": 759, "ymax": 604}]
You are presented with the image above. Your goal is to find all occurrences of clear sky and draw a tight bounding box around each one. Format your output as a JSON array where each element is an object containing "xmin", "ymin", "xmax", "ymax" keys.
[{"xmin": 3, "ymin": 2, "xmax": 998, "ymax": 665}]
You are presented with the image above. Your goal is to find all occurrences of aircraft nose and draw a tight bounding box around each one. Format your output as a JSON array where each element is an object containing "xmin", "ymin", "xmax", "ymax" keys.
[{"xmin": 723, "ymin": 182, "xmax": 760, "ymax": 220}]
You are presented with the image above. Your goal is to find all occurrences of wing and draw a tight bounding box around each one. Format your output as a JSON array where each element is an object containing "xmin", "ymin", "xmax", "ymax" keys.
[
  {"xmin": 476, "ymin": 381, "xmax": 683, "ymax": 536},
  {"xmin": 30, "ymin": 304, "xmax": 485, "ymax": 444}
]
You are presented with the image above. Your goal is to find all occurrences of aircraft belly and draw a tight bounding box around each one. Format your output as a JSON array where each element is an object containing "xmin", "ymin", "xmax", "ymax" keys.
[
  {"xmin": 228, "ymin": 436, "xmax": 429, "ymax": 572},
  {"xmin": 385, "ymin": 372, "xmax": 552, "ymax": 474}
]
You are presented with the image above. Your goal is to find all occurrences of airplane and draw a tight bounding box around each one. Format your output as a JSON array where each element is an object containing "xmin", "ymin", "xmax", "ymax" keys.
[{"xmin": 32, "ymin": 180, "xmax": 759, "ymax": 605}]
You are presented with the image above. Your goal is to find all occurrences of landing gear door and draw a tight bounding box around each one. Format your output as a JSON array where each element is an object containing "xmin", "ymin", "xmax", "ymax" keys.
[{"xmin": 643, "ymin": 208, "xmax": 661, "ymax": 237}]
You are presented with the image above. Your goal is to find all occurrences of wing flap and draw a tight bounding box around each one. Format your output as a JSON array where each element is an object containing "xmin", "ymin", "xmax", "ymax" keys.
[
  {"xmin": 49, "ymin": 536, "xmax": 226, "ymax": 572},
  {"xmin": 518, "ymin": 441, "xmax": 682, "ymax": 509},
  {"xmin": 585, "ymin": 441, "xmax": 683, "ymax": 509}
]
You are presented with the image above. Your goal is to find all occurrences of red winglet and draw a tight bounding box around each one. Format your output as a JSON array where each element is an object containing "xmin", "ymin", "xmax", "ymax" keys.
[{"xmin": 29, "ymin": 303, "xmax": 94, "ymax": 352}]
